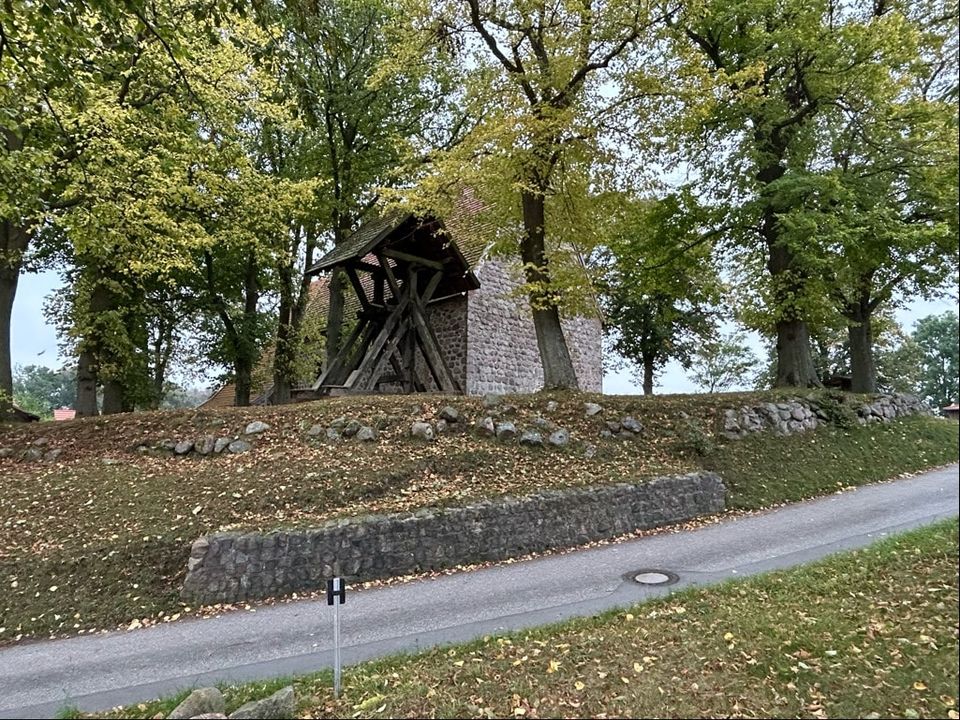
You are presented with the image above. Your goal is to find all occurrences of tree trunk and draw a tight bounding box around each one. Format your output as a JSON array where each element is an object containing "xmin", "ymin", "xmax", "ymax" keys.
[
  {"xmin": 773, "ymin": 318, "xmax": 820, "ymax": 388},
  {"xmin": 325, "ymin": 268, "xmax": 346, "ymax": 371},
  {"xmin": 0, "ymin": 221, "xmax": 29, "ymax": 416},
  {"xmin": 233, "ymin": 250, "xmax": 260, "ymax": 407},
  {"xmin": 272, "ymin": 265, "xmax": 295, "ymax": 405},
  {"xmin": 101, "ymin": 379, "xmax": 125, "ymax": 414},
  {"xmin": 519, "ymin": 189, "xmax": 579, "ymax": 390},
  {"xmin": 847, "ymin": 304, "xmax": 876, "ymax": 394},
  {"xmin": 75, "ymin": 348, "xmax": 99, "ymax": 417},
  {"xmin": 235, "ymin": 362, "xmax": 252, "ymax": 407},
  {"xmin": 642, "ymin": 356, "xmax": 655, "ymax": 395}
]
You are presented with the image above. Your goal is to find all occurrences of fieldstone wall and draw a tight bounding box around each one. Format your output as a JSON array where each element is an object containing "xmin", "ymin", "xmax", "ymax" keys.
[
  {"xmin": 415, "ymin": 295, "xmax": 469, "ymax": 392},
  {"xmin": 722, "ymin": 393, "xmax": 931, "ymax": 440},
  {"xmin": 182, "ymin": 471, "xmax": 725, "ymax": 605},
  {"xmin": 465, "ymin": 258, "xmax": 602, "ymax": 395}
]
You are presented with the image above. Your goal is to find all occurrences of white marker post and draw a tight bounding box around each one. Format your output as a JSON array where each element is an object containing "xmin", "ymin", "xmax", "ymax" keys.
[{"xmin": 326, "ymin": 577, "xmax": 346, "ymax": 698}]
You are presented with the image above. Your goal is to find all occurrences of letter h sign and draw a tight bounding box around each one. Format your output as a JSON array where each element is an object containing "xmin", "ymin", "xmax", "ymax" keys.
[{"xmin": 327, "ymin": 577, "xmax": 346, "ymax": 605}]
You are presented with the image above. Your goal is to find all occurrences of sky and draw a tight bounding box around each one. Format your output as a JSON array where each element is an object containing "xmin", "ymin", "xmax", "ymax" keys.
[{"xmin": 11, "ymin": 268, "xmax": 957, "ymax": 397}]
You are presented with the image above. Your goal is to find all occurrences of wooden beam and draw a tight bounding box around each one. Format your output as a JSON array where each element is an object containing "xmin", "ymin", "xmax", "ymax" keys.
[
  {"xmin": 349, "ymin": 292, "xmax": 411, "ymax": 389},
  {"xmin": 359, "ymin": 318, "xmax": 410, "ymax": 392},
  {"xmin": 311, "ymin": 318, "xmax": 367, "ymax": 391},
  {"xmin": 381, "ymin": 247, "xmax": 446, "ymax": 270},
  {"xmin": 343, "ymin": 266, "xmax": 370, "ymax": 310},
  {"xmin": 377, "ymin": 253, "xmax": 402, "ymax": 299},
  {"xmin": 409, "ymin": 288, "xmax": 460, "ymax": 393},
  {"xmin": 402, "ymin": 268, "xmax": 418, "ymax": 393},
  {"xmin": 346, "ymin": 259, "xmax": 381, "ymax": 274}
]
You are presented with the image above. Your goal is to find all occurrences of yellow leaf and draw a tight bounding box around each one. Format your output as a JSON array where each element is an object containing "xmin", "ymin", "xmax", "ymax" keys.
[
  {"xmin": 547, "ymin": 660, "xmax": 561, "ymax": 674},
  {"xmin": 633, "ymin": 662, "xmax": 644, "ymax": 673},
  {"xmin": 513, "ymin": 708, "xmax": 526, "ymax": 717},
  {"xmin": 453, "ymin": 660, "xmax": 464, "ymax": 667},
  {"xmin": 914, "ymin": 682, "xmax": 928, "ymax": 691},
  {"xmin": 723, "ymin": 632, "xmax": 734, "ymax": 641},
  {"xmin": 574, "ymin": 681, "xmax": 585, "ymax": 691},
  {"xmin": 625, "ymin": 613, "xmax": 634, "ymax": 621}
]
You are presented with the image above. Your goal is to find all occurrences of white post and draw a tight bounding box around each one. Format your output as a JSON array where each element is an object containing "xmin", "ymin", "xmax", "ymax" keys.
[{"xmin": 333, "ymin": 584, "xmax": 342, "ymax": 698}]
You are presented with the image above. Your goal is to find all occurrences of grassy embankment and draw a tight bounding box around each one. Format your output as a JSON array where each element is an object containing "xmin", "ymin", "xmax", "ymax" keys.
[
  {"xmin": 1, "ymin": 390, "xmax": 957, "ymax": 644},
  {"xmin": 78, "ymin": 518, "xmax": 960, "ymax": 719}
]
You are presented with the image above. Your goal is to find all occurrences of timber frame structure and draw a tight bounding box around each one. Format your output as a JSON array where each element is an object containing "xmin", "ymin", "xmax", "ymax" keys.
[{"xmin": 305, "ymin": 212, "xmax": 479, "ymax": 395}]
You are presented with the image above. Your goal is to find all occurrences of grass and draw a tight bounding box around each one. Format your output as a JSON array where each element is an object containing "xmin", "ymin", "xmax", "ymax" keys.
[
  {"xmin": 82, "ymin": 518, "xmax": 960, "ymax": 719},
  {"xmin": 1, "ymin": 390, "xmax": 957, "ymax": 645}
]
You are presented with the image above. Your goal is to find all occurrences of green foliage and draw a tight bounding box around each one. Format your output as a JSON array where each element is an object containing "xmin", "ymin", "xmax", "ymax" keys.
[
  {"xmin": 688, "ymin": 331, "xmax": 759, "ymax": 393},
  {"xmin": 12, "ymin": 365, "xmax": 76, "ymax": 419},
  {"xmin": 911, "ymin": 311, "xmax": 960, "ymax": 408}
]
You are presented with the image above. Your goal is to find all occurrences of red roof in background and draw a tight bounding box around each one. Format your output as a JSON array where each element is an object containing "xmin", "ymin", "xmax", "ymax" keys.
[{"xmin": 53, "ymin": 408, "xmax": 76, "ymax": 421}]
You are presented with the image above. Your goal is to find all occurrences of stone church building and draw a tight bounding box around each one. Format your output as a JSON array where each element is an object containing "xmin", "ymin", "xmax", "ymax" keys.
[{"xmin": 203, "ymin": 207, "xmax": 602, "ymax": 408}]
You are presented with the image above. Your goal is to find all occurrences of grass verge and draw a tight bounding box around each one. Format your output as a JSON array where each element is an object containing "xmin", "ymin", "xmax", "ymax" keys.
[{"xmin": 82, "ymin": 518, "xmax": 960, "ymax": 719}]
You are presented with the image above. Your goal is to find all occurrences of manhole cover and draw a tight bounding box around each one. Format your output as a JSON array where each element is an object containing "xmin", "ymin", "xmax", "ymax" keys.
[
  {"xmin": 634, "ymin": 572, "xmax": 671, "ymax": 584},
  {"xmin": 624, "ymin": 568, "xmax": 679, "ymax": 586}
]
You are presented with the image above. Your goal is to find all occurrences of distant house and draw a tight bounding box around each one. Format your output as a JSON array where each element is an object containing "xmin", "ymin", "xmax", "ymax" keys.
[
  {"xmin": 943, "ymin": 403, "xmax": 960, "ymax": 421},
  {"xmin": 53, "ymin": 408, "xmax": 76, "ymax": 421}
]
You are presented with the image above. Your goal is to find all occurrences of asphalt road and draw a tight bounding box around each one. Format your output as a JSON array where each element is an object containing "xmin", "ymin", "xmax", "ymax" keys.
[{"xmin": 2, "ymin": 464, "xmax": 957, "ymax": 719}]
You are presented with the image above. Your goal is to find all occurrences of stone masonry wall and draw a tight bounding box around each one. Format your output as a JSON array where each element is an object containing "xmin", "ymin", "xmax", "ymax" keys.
[
  {"xmin": 465, "ymin": 258, "xmax": 603, "ymax": 395},
  {"xmin": 721, "ymin": 393, "xmax": 931, "ymax": 440},
  {"xmin": 182, "ymin": 471, "xmax": 725, "ymax": 605},
  {"xmin": 414, "ymin": 295, "xmax": 468, "ymax": 392}
]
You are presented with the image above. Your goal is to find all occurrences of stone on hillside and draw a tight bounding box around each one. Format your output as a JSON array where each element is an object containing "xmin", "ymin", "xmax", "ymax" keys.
[
  {"xmin": 174, "ymin": 440, "xmax": 194, "ymax": 455},
  {"xmin": 195, "ymin": 436, "xmax": 216, "ymax": 456},
  {"xmin": 244, "ymin": 421, "xmax": 270, "ymax": 435},
  {"xmin": 342, "ymin": 419, "xmax": 362, "ymax": 438},
  {"xmin": 411, "ymin": 422, "xmax": 435, "ymax": 441},
  {"xmin": 330, "ymin": 416, "xmax": 348, "ymax": 429},
  {"xmin": 306, "ymin": 424, "xmax": 324, "ymax": 437},
  {"xmin": 356, "ymin": 426, "xmax": 377, "ymax": 442},
  {"xmin": 605, "ymin": 420, "xmax": 622, "ymax": 434},
  {"xmin": 189, "ymin": 715, "xmax": 227, "ymax": 719},
  {"xmin": 479, "ymin": 416, "xmax": 496, "ymax": 436},
  {"xmin": 213, "ymin": 437, "xmax": 232, "ymax": 454},
  {"xmin": 482, "ymin": 393, "xmax": 502, "ymax": 409},
  {"xmin": 495, "ymin": 421, "xmax": 517, "ymax": 441},
  {"xmin": 519, "ymin": 429, "xmax": 543, "ymax": 446},
  {"xmin": 545, "ymin": 400, "xmax": 558, "ymax": 412},
  {"xmin": 548, "ymin": 428, "xmax": 570, "ymax": 447},
  {"xmin": 167, "ymin": 687, "xmax": 225, "ymax": 720},
  {"xmin": 42, "ymin": 448, "xmax": 63, "ymax": 462},
  {"xmin": 0, "ymin": 447, "xmax": 13, "ymax": 458},
  {"xmin": 159, "ymin": 439, "xmax": 178, "ymax": 451},
  {"xmin": 32, "ymin": 437, "xmax": 50, "ymax": 447},
  {"xmin": 790, "ymin": 407, "xmax": 806, "ymax": 422},
  {"xmin": 436, "ymin": 418, "xmax": 449, "ymax": 433},
  {"xmin": 439, "ymin": 405, "xmax": 461, "ymax": 423},
  {"xmin": 621, "ymin": 416, "xmax": 643, "ymax": 433},
  {"xmin": 21, "ymin": 447, "xmax": 43, "ymax": 462},
  {"xmin": 227, "ymin": 439, "xmax": 252, "ymax": 454},
  {"xmin": 599, "ymin": 429, "xmax": 614, "ymax": 439},
  {"xmin": 228, "ymin": 686, "xmax": 295, "ymax": 720},
  {"xmin": 325, "ymin": 427, "xmax": 341, "ymax": 441},
  {"xmin": 533, "ymin": 416, "xmax": 556, "ymax": 432},
  {"xmin": 584, "ymin": 402, "xmax": 603, "ymax": 417},
  {"xmin": 583, "ymin": 443, "xmax": 597, "ymax": 459}
]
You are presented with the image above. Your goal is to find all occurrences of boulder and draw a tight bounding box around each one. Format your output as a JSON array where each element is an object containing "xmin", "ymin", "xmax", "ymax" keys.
[
  {"xmin": 495, "ymin": 421, "xmax": 517, "ymax": 441},
  {"xmin": 306, "ymin": 424, "xmax": 324, "ymax": 437},
  {"xmin": 548, "ymin": 428, "xmax": 570, "ymax": 447},
  {"xmin": 583, "ymin": 443, "xmax": 597, "ymax": 459},
  {"xmin": 228, "ymin": 686, "xmax": 295, "ymax": 720},
  {"xmin": 605, "ymin": 420, "xmax": 622, "ymax": 434},
  {"xmin": 167, "ymin": 687, "xmax": 225, "ymax": 720},
  {"xmin": 439, "ymin": 406, "xmax": 461, "ymax": 423},
  {"xmin": 159, "ymin": 439, "xmax": 178, "ymax": 451},
  {"xmin": 436, "ymin": 418, "xmax": 449, "ymax": 433},
  {"xmin": 195, "ymin": 436, "xmax": 216, "ymax": 456},
  {"xmin": 342, "ymin": 419, "xmax": 362, "ymax": 438},
  {"xmin": 244, "ymin": 421, "xmax": 270, "ymax": 435},
  {"xmin": 21, "ymin": 447, "xmax": 43, "ymax": 462},
  {"xmin": 533, "ymin": 416, "xmax": 556, "ymax": 432},
  {"xmin": 42, "ymin": 448, "xmax": 63, "ymax": 462},
  {"xmin": 519, "ymin": 429, "xmax": 543, "ymax": 446},
  {"xmin": 355, "ymin": 426, "xmax": 377, "ymax": 442},
  {"xmin": 227, "ymin": 439, "xmax": 252, "ymax": 454},
  {"xmin": 479, "ymin": 416, "xmax": 496, "ymax": 436},
  {"xmin": 545, "ymin": 400, "xmax": 558, "ymax": 413},
  {"xmin": 174, "ymin": 440, "xmax": 195, "ymax": 456},
  {"xmin": 325, "ymin": 427, "xmax": 341, "ymax": 441},
  {"xmin": 621, "ymin": 416, "xmax": 643, "ymax": 433},
  {"xmin": 584, "ymin": 402, "xmax": 603, "ymax": 417},
  {"xmin": 411, "ymin": 422, "xmax": 435, "ymax": 441},
  {"xmin": 213, "ymin": 437, "xmax": 232, "ymax": 454},
  {"xmin": 32, "ymin": 436, "xmax": 50, "ymax": 447},
  {"xmin": 0, "ymin": 447, "xmax": 13, "ymax": 459},
  {"xmin": 330, "ymin": 416, "xmax": 348, "ymax": 429},
  {"xmin": 482, "ymin": 393, "xmax": 502, "ymax": 409}
]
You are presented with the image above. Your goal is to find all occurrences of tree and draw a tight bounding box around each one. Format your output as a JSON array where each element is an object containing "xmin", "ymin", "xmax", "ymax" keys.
[
  {"xmin": 12, "ymin": 365, "xmax": 77, "ymax": 419},
  {"xmin": 666, "ymin": 0, "xmax": 955, "ymax": 388},
  {"xmin": 911, "ymin": 311, "xmax": 959, "ymax": 408},
  {"xmin": 689, "ymin": 331, "xmax": 759, "ymax": 394},
  {"xmin": 600, "ymin": 192, "xmax": 720, "ymax": 394},
  {"xmin": 403, "ymin": 0, "xmax": 660, "ymax": 389}
]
